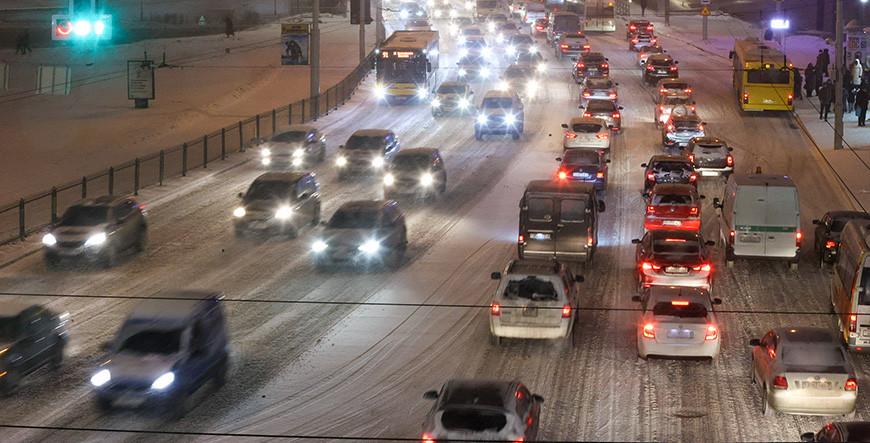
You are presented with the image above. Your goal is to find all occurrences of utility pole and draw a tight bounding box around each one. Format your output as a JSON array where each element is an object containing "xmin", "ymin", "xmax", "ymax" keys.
[
  {"xmin": 665, "ymin": 0, "xmax": 670, "ymax": 27},
  {"xmin": 376, "ymin": 0, "xmax": 385, "ymax": 45},
  {"xmin": 311, "ymin": 0, "xmax": 320, "ymax": 116},
  {"xmin": 359, "ymin": 0, "xmax": 366, "ymax": 63},
  {"xmin": 834, "ymin": 0, "xmax": 844, "ymax": 150}
]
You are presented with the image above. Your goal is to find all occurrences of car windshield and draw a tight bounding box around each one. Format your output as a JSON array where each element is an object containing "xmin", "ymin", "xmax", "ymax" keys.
[
  {"xmin": 652, "ymin": 237, "xmax": 701, "ymax": 255},
  {"xmin": 652, "ymin": 302, "xmax": 708, "ymax": 318},
  {"xmin": 586, "ymin": 101, "xmax": 614, "ymax": 112},
  {"xmin": 441, "ymin": 408, "xmax": 507, "ymax": 432},
  {"xmin": 650, "ymin": 58, "xmax": 673, "ymax": 67},
  {"xmin": 438, "ymin": 84, "xmax": 466, "ymax": 94},
  {"xmin": 244, "ymin": 181, "xmax": 290, "ymax": 201},
  {"xmin": 482, "ymin": 97, "xmax": 514, "ymax": 108},
  {"xmin": 271, "ymin": 131, "xmax": 308, "ymax": 143},
  {"xmin": 459, "ymin": 56, "xmax": 485, "ymax": 66},
  {"xmin": 345, "ymin": 135, "xmax": 385, "ymax": 150},
  {"xmin": 782, "ymin": 345, "xmax": 846, "ymax": 369},
  {"xmin": 504, "ymin": 276, "xmax": 558, "ymax": 301},
  {"xmin": 120, "ymin": 329, "xmax": 182, "ymax": 355},
  {"xmin": 392, "ymin": 154, "xmax": 431, "ymax": 170},
  {"xmin": 0, "ymin": 316, "xmax": 20, "ymax": 340},
  {"xmin": 60, "ymin": 206, "xmax": 108, "ymax": 226},
  {"xmin": 586, "ymin": 79, "xmax": 613, "ymax": 89},
  {"xmin": 328, "ymin": 208, "xmax": 379, "ymax": 229},
  {"xmin": 652, "ymin": 194, "xmax": 693, "ymax": 205},
  {"xmin": 571, "ymin": 122, "xmax": 602, "ymax": 133}
]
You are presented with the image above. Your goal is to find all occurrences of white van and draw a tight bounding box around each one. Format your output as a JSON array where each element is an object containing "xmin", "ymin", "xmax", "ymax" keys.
[
  {"xmin": 831, "ymin": 219, "xmax": 870, "ymax": 351},
  {"xmin": 712, "ymin": 174, "xmax": 801, "ymax": 269}
]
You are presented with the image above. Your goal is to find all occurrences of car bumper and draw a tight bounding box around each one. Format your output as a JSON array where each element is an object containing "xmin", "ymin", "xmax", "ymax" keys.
[
  {"xmin": 638, "ymin": 337, "xmax": 720, "ymax": 358},
  {"xmin": 646, "ymin": 72, "xmax": 677, "ymax": 80},
  {"xmin": 314, "ymin": 250, "xmax": 387, "ymax": 266},
  {"xmin": 768, "ymin": 390, "xmax": 857, "ymax": 416},
  {"xmin": 641, "ymin": 272, "xmax": 710, "ymax": 290},
  {"xmin": 644, "ymin": 218, "xmax": 701, "ymax": 231},
  {"xmin": 476, "ymin": 124, "xmax": 519, "ymax": 134},
  {"xmin": 563, "ymin": 139, "xmax": 609, "ymax": 150},
  {"xmin": 95, "ymin": 384, "xmax": 180, "ymax": 409},
  {"xmin": 695, "ymin": 166, "xmax": 733, "ymax": 176},
  {"xmin": 490, "ymin": 321, "xmax": 570, "ymax": 339},
  {"xmin": 235, "ymin": 219, "xmax": 294, "ymax": 233},
  {"xmin": 44, "ymin": 245, "xmax": 108, "ymax": 261},
  {"xmin": 522, "ymin": 247, "xmax": 591, "ymax": 261}
]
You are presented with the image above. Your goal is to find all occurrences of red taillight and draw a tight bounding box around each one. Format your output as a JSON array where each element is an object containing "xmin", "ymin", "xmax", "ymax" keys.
[
  {"xmin": 629, "ymin": 25, "xmax": 637, "ymax": 31},
  {"xmin": 688, "ymin": 154, "xmax": 695, "ymax": 163},
  {"xmin": 670, "ymin": 65, "xmax": 678, "ymax": 72},
  {"xmin": 596, "ymin": 171, "xmax": 605, "ymax": 179},
  {"xmin": 773, "ymin": 375, "xmax": 788, "ymax": 390},
  {"xmin": 845, "ymin": 378, "xmax": 858, "ymax": 391},
  {"xmin": 689, "ymin": 173, "xmax": 698, "ymax": 182},
  {"xmin": 646, "ymin": 65, "xmax": 655, "ymax": 71},
  {"xmin": 825, "ymin": 240, "xmax": 837, "ymax": 249},
  {"xmin": 642, "ymin": 323, "xmax": 655, "ymax": 339},
  {"xmin": 787, "ymin": 93, "xmax": 793, "ymax": 105},
  {"xmin": 685, "ymin": 88, "xmax": 693, "ymax": 94},
  {"xmin": 565, "ymin": 132, "xmax": 578, "ymax": 139},
  {"xmin": 632, "ymin": 38, "xmax": 639, "ymax": 43},
  {"xmin": 796, "ymin": 230, "xmax": 803, "ymax": 246},
  {"xmin": 56, "ymin": 22, "xmax": 72, "ymax": 36},
  {"xmin": 536, "ymin": 25, "xmax": 544, "ymax": 30},
  {"xmin": 562, "ymin": 304, "xmax": 572, "ymax": 318},
  {"xmin": 701, "ymin": 263, "xmax": 712, "ymax": 272},
  {"xmin": 596, "ymin": 133, "xmax": 608, "ymax": 140},
  {"xmin": 583, "ymin": 112, "xmax": 592, "ymax": 117},
  {"xmin": 641, "ymin": 261, "xmax": 661, "ymax": 271},
  {"xmin": 651, "ymin": 38, "xmax": 658, "ymax": 44},
  {"xmin": 704, "ymin": 325, "xmax": 718, "ymax": 341},
  {"xmin": 646, "ymin": 205, "xmax": 655, "ymax": 214},
  {"xmin": 577, "ymin": 63, "xmax": 586, "ymax": 69},
  {"xmin": 726, "ymin": 154, "xmax": 734, "ymax": 167},
  {"xmin": 518, "ymin": 234, "xmax": 524, "ymax": 243},
  {"xmin": 583, "ymin": 44, "xmax": 591, "ymax": 50},
  {"xmin": 647, "ymin": 172, "xmax": 655, "ymax": 181},
  {"xmin": 659, "ymin": 88, "xmax": 667, "ymax": 94},
  {"xmin": 698, "ymin": 124, "xmax": 705, "ymax": 131},
  {"xmin": 690, "ymin": 105, "xmax": 696, "ymax": 112},
  {"xmin": 612, "ymin": 112, "xmax": 620, "ymax": 119},
  {"xmin": 850, "ymin": 314, "xmax": 857, "ymax": 333},
  {"xmin": 491, "ymin": 303, "xmax": 501, "ymax": 316},
  {"xmin": 602, "ymin": 63, "xmax": 609, "ymax": 69},
  {"xmin": 422, "ymin": 432, "xmax": 436, "ymax": 443},
  {"xmin": 646, "ymin": 25, "xmax": 654, "ymax": 31},
  {"xmin": 690, "ymin": 206, "xmax": 699, "ymax": 215},
  {"xmin": 609, "ymin": 93, "xmax": 616, "ymax": 99},
  {"xmin": 514, "ymin": 437, "xmax": 525, "ymax": 443},
  {"xmin": 742, "ymin": 92, "xmax": 749, "ymax": 104},
  {"xmin": 582, "ymin": 91, "xmax": 591, "ymax": 97},
  {"xmin": 558, "ymin": 170, "xmax": 568, "ymax": 180},
  {"xmin": 560, "ymin": 43, "xmax": 569, "ymax": 49},
  {"xmin": 667, "ymin": 124, "xmax": 675, "ymax": 132},
  {"xmin": 587, "ymin": 233, "xmax": 594, "ymax": 246},
  {"xmin": 729, "ymin": 230, "xmax": 736, "ymax": 239}
]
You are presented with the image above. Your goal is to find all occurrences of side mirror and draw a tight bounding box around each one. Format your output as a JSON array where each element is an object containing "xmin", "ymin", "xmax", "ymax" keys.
[
  {"xmin": 674, "ymin": 60, "xmax": 679, "ymax": 64},
  {"xmin": 555, "ymin": 157, "xmax": 563, "ymax": 162},
  {"xmin": 575, "ymin": 275, "xmax": 584, "ymax": 282},
  {"xmin": 597, "ymin": 200, "xmax": 606, "ymax": 212},
  {"xmin": 812, "ymin": 219, "xmax": 820, "ymax": 225},
  {"xmin": 618, "ymin": 106, "xmax": 624, "ymax": 110},
  {"xmin": 705, "ymin": 240, "xmax": 716, "ymax": 246},
  {"xmin": 561, "ymin": 123, "xmax": 569, "ymax": 129},
  {"xmin": 727, "ymin": 147, "xmax": 734, "ymax": 152},
  {"xmin": 490, "ymin": 271, "xmax": 502, "ymax": 280},
  {"xmin": 712, "ymin": 298, "xmax": 722, "ymax": 305},
  {"xmin": 800, "ymin": 432, "xmax": 816, "ymax": 443},
  {"xmin": 640, "ymin": 163, "xmax": 648, "ymax": 168},
  {"xmin": 578, "ymin": 105, "xmax": 585, "ymax": 109},
  {"xmin": 615, "ymin": 82, "xmax": 619, "ymax": 86},
  {"xmin": 605, "ymin": 159, "xmax": 611, "ymax": 163},
  {"xmin": 531, "ymin": 394, "xmax": 545, "ymax": 403},
  {"xmin": 702, "ymin": 121, "xmax": 707, "ymax": 125},
  {"xmin": 631, "ymin": 295, "xmax": 642, "ymax": 302},
  {"xmin": 749, "ymin": 338, "xmax": 761, "ymax": 347},
  {"xmin": 699, "ymin": 195, "xmax": 706, "ymax": 200},
  {"xmin": 631, "ymin": 238, "xmax": 641, "ymax": 244},
  {"xmin": 339, "ymin": 144, "xmax": 345, "ymax": 149},
  {"xmin": 423, "ymin": 390, "xmax": 439, "ymax": 400},
  {"xmin": 237, "ymin": 192, "xmax": 244, "ymax": 199}
]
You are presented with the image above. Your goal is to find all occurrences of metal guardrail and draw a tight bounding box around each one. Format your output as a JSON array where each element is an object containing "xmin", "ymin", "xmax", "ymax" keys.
[{"xmin": 0, "ymin": 50, "xmax": 377, "ymax": 245}]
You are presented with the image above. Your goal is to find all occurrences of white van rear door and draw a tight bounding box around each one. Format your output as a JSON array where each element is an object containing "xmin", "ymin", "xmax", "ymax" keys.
[
  {"xmin": 733, "ymin": 186, "xmax": 766, "ymax": 257},
  {"xmin": 762, "ymin": 186, "xmax": 799, "ymax": 259}
]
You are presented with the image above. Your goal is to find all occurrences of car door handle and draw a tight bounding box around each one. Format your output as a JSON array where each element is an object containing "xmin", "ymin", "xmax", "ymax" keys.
[{"xmin": 556, "ymin": 224, "xmax": 565, "ymax": 228}]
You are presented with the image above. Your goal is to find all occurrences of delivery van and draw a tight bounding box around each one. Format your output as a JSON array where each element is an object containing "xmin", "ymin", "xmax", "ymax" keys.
[{"xmin": 831, "ymin": 219, "xmax": 870, "ymax": 351}]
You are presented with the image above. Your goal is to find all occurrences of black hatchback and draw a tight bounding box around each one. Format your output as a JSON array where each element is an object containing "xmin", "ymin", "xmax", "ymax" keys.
[
  {"xmin": 0, "ymin": 302, "xmax": 69, "ymax": 395},
  {"xmin": 641, "ymin": 155, "xmax": 697, "ymax": 195}
]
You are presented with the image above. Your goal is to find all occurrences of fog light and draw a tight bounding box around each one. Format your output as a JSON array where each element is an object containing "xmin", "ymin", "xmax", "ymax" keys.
[{"xmin": 384, "ymin": 173, "xmax": 395, "ymax": 186}]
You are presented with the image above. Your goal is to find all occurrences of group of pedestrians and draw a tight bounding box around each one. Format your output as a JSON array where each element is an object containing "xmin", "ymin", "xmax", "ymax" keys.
[{"xmin": 794, "ymin": 48, "xmax": 869, "ymax": 126}]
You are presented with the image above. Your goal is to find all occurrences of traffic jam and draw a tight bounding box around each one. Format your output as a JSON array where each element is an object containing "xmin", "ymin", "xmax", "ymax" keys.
[{"xmin": 4, "ymin": 0, "xmax": 870, "ymax": 442}]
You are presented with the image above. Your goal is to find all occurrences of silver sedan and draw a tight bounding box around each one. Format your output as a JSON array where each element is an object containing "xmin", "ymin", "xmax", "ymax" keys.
[{"xmin": 750, "ymin": 327, "xmax": 858, "ymax": 417}]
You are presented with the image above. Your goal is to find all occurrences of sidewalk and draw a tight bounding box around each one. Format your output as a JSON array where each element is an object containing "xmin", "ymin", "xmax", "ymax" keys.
[
  {"xmin": 629, "ymin": 5, "xmax": 870, "ymax": 211},
  {"xmin": 0, "ymin": 14, "xmax": 376, "ymax": 203}
]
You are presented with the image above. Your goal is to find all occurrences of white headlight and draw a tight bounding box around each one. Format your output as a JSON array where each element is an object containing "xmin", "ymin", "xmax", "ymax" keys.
[
  {"xmin": 400, "ymin": 10, "xmax": 409, "ymax": 19},
  {"xmin": 496, "ymin": 34, "xmax": 505, "ymax": 44},
  {"xmin": 528, "ymin": 45, "xmax": 538, "ymax": 53},
  {"xmin": 275, "ymin": 206, "xmax": 293, "ymax": 220},
  {"xmin": 90, "ymin": 369, "xmax": 111, "ymax": 387},
  {"xmin": 458, "ymin": 68, "xmax": 468, "ymax": 77},
  {"xmin": 359, "ymin": 240, "xmax": 381, "ymax": 254},
  {"xmin": 42, "ymin": 233, "xmax": 57, "ymax": 246},
  {"xmin": 505, "ymin": 113, "xmax": 516, "ymax": 125},
  {"xmin": 292, "ymin": 148, "xmax": 305, "ymax": 157},
  {"xmin": 420, "ymin": 173, "xmax": 434, "ymax": 186},
  {"xmin": 372, "ymin": 157, "xmax": 385, "ymax": 168},
  {"xmin": 487, "ymin": 22, "xmax": 496, "ymax": 32},
  {"xmin": 449, "ymin": 9, "xmax": 458, "ymax": 18},
  {"xmin": 417, "ymin": 87, "xmax": 429, "ymax": 99},
  {"xmin": 383, "ymin": 173, "xmax": 395, "ymax": 186},
  {"xmin": 336, "ymin": 156, "xmax": 348, "ymax": 167},
  {"xmin": 151, "ymin": 372, "xmax": 175, "ymax": 390},
  {"xmin": 434, "ymin": 9, "xmax": 442, "ymax": 18},
  {"xmin": 85, "ymin": 232, "xmax": 107, "ymax": 247},
  {"xmin": 311, "ymin": 240, "xmax": 328, "ymax": 253},
  {"xmin": 431, "ymin": 98, "xmax": 441, "ymax": 108},
  {"xmin": 261, "ymin": 157, "xmax": 271, "ymax": 166},
  {"xmin": 465, "ymin": 1, "xmax": 473, "ymax": 10},
  {"xmin": 373, "ymin": 84, "xmax": 386, "ymax": 99},
  {"xmin": 497, "ymin": 80, "xmax": 509, "ymax": 91},
  {"xmin": 260, "ymin": 148, "xmax": 271, "ymax": 157},
  {"xmin": 233, "ymin": 207, "xmax": 246, "ymax": 218},
  {"xmin": 506, "ymin": 45, "xmax": 516, "ymax": 55},
  {"xmin": 481, "ymin": 47, "xmax": 492, "ymax": 59},
  {"xmin": 458, "ymin": 97, "xmax": 470, "ymax": 108},
  {"xmin": 416, "ymin": 11, "xmax": 423, "ymax": 16},
  {"xmin": 449, "ymin": 24, "xmax": 459, "ymax": 34},
  {"xmin": 480, "ymin": 67, "xmax": 490, "ymax": 78},
  {"xmin": 477, "ymin": 114, "xmax": 488, "ymax": 125},
  {"xmin": 292, "ymin": 157, "xmax": 303, "ymax": 166},
  {"xmin": 536, "ymin": 62, "xmax": 546, "ymax": 73}
]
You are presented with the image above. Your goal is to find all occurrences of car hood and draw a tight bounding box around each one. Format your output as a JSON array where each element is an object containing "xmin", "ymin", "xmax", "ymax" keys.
[
  {"xmin": 321, "ymin": 228, "xmax": 379, "ymax": 246},
  {"xmin": 103, "ymin": 352, "xmax": 180, "ymax": 382},
  {"xmin": 52, "ymin": 224, "xmax": 110, "ymax": 240}
]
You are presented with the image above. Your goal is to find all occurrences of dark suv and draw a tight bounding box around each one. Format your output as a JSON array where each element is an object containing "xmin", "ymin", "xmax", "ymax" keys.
[
  {"xmin": 641, "ymin": 155, "xmax": 698, "ymax": 195},
  {"xmin": 42, "ymin": 195, "xmax": 148, "ymax": 268},
  {"xmin": 813, "ymin": 211, "xmax": 870, "ymax": 265},
  {"xmin": 0, "ymin": 302, "xmax": 68, "ymax": 395},
  {"xmin": 336, "ymin": 129, "xmax": 400, "ymax": 179},
  {"xmin": 311, "ymin": 200, "xmax": 408, "ymax": 269},
  {"xmin": 643, "ymin": 54, "xmax": 679, "ymax": 84},
  {"xmin": 90, "ymin": 291, "xmax": 229, "ymax": 417},
  {"xmin": 572, "ymin": 52, "xmax": 609, "ymax": 82},
  {"xmin": 233, "ymin": 172, "xmax": 321, "ymax": 238},
  {"xmin": 383, "ymin": 148, "xmax": 448, "ymax": 200}
]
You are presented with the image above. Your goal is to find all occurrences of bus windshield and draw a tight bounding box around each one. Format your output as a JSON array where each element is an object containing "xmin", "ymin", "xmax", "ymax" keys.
[
  {"xmin": 380, "ymin": 58, "xmax": 425, "ymax": 83},
  {"xmin": 746, "ymin": 68, "xmax": 790, "ymax": 84}
]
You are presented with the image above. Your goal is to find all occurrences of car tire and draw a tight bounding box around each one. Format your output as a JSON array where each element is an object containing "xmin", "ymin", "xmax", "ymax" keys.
[
  {"xmin": 135, "ymin": 227, "xmax": 148, "ymax": 253},
  {"xmin": 761, "ymin": 386, "xmax": 775, "ymax": 417},
  {"xmin": 490, "ymin": 334, "xmax": 502, "ymax": 346},
  {"xmin": 49, "ymin": 341, "xmax": 64, "ymax": 370}
]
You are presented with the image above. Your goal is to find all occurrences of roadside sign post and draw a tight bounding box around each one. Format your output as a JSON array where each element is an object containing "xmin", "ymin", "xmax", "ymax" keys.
[
  {"xmin": 700, "ymin": 2, "xmax": 710, "ymax": 41},
  {"xmin": 127, "ymin": 59, "xmax": 155, "ymax": 108},
  {"xmin": 281, "ymin": 24, "xmax": 311, "ymax": 65}
]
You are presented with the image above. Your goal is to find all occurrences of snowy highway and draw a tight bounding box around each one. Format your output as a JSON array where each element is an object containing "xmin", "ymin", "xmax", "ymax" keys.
[{"xmin": 0, "ymin": 9, "xmax": 866, "ymax": 443}]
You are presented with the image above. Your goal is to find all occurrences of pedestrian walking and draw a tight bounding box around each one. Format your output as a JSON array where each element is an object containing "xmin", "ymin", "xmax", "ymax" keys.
[
  {"xmin": 14, "ymin": 29, "xmax": 31, "ymax": 55},
  {"xmin": 818, "ymin": 48, "xmax": 831, "ymax": 78},
  {"xmin": 819, "ymin": 79, "xmax": 834, "ymax": 122},
  {"xmin": 640, "ymin": 0, "xmax": 647, "ymax": 16},
  {"xmin": 224, "ymin": 15, "xmax": 235, "ymax": 38},
  {"xmin": 856, "ymin": 87, "xmax": 869, "ymax": 126},
  {"xmin": 804, "ymin": 63, "xmax": 816, "ymax": 98},
  {"xmin": 793, "ymin": 67, "xmax": 803, "ymax": 100}
]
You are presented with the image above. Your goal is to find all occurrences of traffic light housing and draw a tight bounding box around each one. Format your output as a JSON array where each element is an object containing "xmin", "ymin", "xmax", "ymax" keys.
[
  {"xmin": 350, "ymin": 0, "xmax": 373, "ymax": 24},
  {"xmin": 51, "ymin": 13, "xmax": 112, "ymax": 41}
]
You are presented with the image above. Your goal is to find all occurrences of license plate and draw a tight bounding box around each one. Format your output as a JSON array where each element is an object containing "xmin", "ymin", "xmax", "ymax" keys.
[
  {"xmin": 700, "ymin": 170, "xmax": 719, "ymax": 176},
  {"xmin": 667, "ymin": 328, "xmax": 693, "ymax": 339},
  {"xmin": 662, "ymin": 220, "xmax": 682, "ymax": 226},
  {"xmin": 530, "ymin": 232, "xmax": 551, "ymax": 240},
  {"xmin": 523, "ymin": 307, "xmax": 538, "ymax": 317},
  {"xmin": 573, "ymin": 172, "xmax": 590, "ymax": 178},
  {"xmin": 798, "ymin": 381, "xmax": 832, "ymax": 390},
  {"xmin": 739, "ymin": 234, "xmax": 761, "ymax": 243},
  {"xmin": 665, "ymin": 266, "xmax": 688, "ymax": 274},
  {"xmin": 114, "ymin": 395, "xmax": 146, "ymax": 407},
  {"xmin": 657, "ymin": 70, "xmax": 667, "ymax": 74}
]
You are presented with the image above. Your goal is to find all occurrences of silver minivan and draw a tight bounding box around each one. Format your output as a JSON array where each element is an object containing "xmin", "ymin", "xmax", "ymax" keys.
[{"xmin": 713, "ymin": 174, "xmax": 801, "ymax": 269}]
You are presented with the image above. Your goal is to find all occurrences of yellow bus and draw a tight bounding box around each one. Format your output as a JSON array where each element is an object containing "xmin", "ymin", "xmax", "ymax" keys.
[
  {"xmin": 375, "ymin": 31, "xmax": 441, "ymax": 105},
  {"xmin": 729, "ymin": 39, "xmax": 794, "ymax": 112}
]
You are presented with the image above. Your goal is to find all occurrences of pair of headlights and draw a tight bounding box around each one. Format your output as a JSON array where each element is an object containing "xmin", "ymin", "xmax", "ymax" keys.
[
  {"xmin": 91, "ymin": 369, "xmax": 175, "ymax": 391},
  {"xmin": 431, "ymin": 97, "xmax": 470, "ymax": 109},
  {"xmin": 233, "ymin": 206, "xmax": 292, "ymax": 220},
  {"xmin": 311, "ymin": 239, "xmax": 380, "ymax": 255},
  {"xmin": 42, "ymin": 232, "xmax": 106, "ymax": 247},
  {"xmin": 383, "ymin": 172, "xmax": 434, "ymax": 187},
  {"xmin": 335, "ymin": 156, "xmax": 384, "ymax": 168}
]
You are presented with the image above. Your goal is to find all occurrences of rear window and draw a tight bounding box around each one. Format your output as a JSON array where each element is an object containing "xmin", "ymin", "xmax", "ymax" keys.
[
  {"xmin": 572, "ymin": 123, "xmax": 602, "ymax": 133},
  {"xmin": 60, "ymin": 206, "xmax": 108, "ymax": 226},
  {"xmin": 652, "ymin": 302, "xmax": 708, "ymax": 318},
  {"xmin": 583, "ymin": 55, "xmax": 605, "ymax": 63},
  {"xmin": 696, "ymin": 143, "xmax": 726, "ymax": 152},
  {"xmin": 746, "ymin": 69, "xmax": 790, "ymax": 84},
  {"xmin": 560, "ymin": 199, "xmax": 587, "ymax": 223},
  {"xmin": 652, "ymin": 194, "xmax": 692, "ymax": 205},
  {"xmin": 564, "ymin": 150, "xmax": 600, "ymax": 164},
  {"xmin": 441, "ymin": 408, "xmax": 507, "ymax": 433},
  {"xmin": 782, "ymin": 346, "xmax": 846, "ymax": 369},
  {"xmin": 652, "ymin": 161, "xmax": 692, "ymax": 174},
  {"xmin": 650, "ymin": 58, "xmax": 673, "ymax": 67},
  {"xmin": 527, "ymin": 198, "xmax": 552, "ymax": 221},
  {"xmin": 662, "ymin": 82, "xmax": 689, "ymax": 90},
  {"xmin": 504, "ymin": 276, "xmax": 558, "ymax": 301},
  {"xmin": 586, "ymin": 79, "xmax": 613, "ymax": 89},
  {"xmin": 408, "ymin": 19, "xmax": 429, "ymax": 27},
  {"xmin": 586, "ymin": 101, "xmax": 614, "ymax": 112},
  {"xmin": 345, "ymin": 135, "xmax": 385, "ymax": 150},
  {"xmin": 328, "ymin": 208, "xmax": 379, "ymax": 229},
  {"xmin": 674, "ymin": 120, "xmax": 702, "ymax": 130},
  {"xmin": 652, "ymin": 238, "xmax": 701, "ymax": 255}
]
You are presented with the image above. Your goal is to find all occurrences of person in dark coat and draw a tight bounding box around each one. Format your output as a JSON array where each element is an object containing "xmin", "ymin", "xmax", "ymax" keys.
[
  {"xmin": 856, "ymin": 87, "xmax": 869, "ymax": 127},
  {"xmin": 818, "ymin": 79, "xmax": 834, "ymax": 122},
  {"xmin": 804, "ymin": 63, "xmax": 816, "ymax": 98},
  {"xmin": 15, "ymin": 29, "xmax": 31, "ymax": 55},
  {"xmin": 816, "ymin": 48, "xmax": 830, "ymax": 78},
  {"xmin": 224, "ymin": 15, "xmax": 235, "ymax": 38},
  {"xmin": 793, "ymin": 67, "xmax": 803, "ymax": 100}
]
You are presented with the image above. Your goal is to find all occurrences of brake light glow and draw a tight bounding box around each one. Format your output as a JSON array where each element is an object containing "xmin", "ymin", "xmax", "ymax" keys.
[
  {"xmin": 536, "ymin": 25, "xmax": 544, "ymax": 31},
  {"xmin": 850, "ymin": 314, "xmax": 857, "ymax": 333},
  {"xmin": 787, "ymin": 93, "xmax": 793, "ymax": 105},
  {"xmin": 583, "ymin": 91, "xmax": 591, "ymax": 97},
  {"xmin": 490, "ymin": 303, "xmax": 501, "ymax": 316},
  {"xmin": 742, "ymin": 92, "xmax": 749, "ymax": 104},
  {"xmin": 629, "ymin": 25, "xmax": 637, "ymax": 31},
  {"xmin": 688, "ymin": 154, "xmax": 695, "ymax": 163},
  {"xmin": 558, "ymin": 170, "xmax": 568, "ymax": 180},
  {"xmin": 562, "ymin": 304, "xmax": 572, "ymax": 318},
  {"xmin": 845, "ymin": 378, "xmax": 858, "ymax": 391},
  {"xmin": 689, "ymin": 173, "xmax": 698, "ymax": 182},
  {"xmin": 671, "ymin": 300, "xmax": 690, "ymax": 306},
  {"xmin": 596, "ymin": 133, "xmax": 608, "ymax": 140},
  {"xmin": 583, "ymin": 44, "xmax": 591, "ymax": 50},
  {"xmin": 729, "ymin": 230, "xmax": 736, "ymax": 239},
  {"xmin": 773, "ymin": 375, "xmax": 788, "ymax": 390},
  {"xmin": 669, "ymin": 65, "xmax": 678, "ymax": 72},
  {"xmin": 596, "ymin": 171, "xmax": 605, "ymax": 179},
  {"xmin": 704, "ymin": 325, "xmax": 718, "ymax": 341},
  {"xmin": 609, "ymin": 93, "xmax": 616, "ymax": 99},
  {"xmin": 664, "ymin": 238, "xmax": 686, "ymax": 242},
  {"xmin": 612, "ymin": 112, "xmax": 620, "ymax": 119},
  {"xmin": 660, "ymin": 88, "xmax": 667, "ymax": 94},
  {"xmin": 518, "ymin": 234, "xmax": 524, "ymax": 243},
  {"xmin": 697, "ymin": 124, "xmax": 704, "ymax": 131},
  {"xmin": 423, "ymin": 432, "xmax": 436, "ymax": 443},
  {"xmin": 690, "ymin": 206, "xmax": 699, "ymax": 215},
  {"xmin": 646, "ymin": 25, "xmax": 654, "ymax": 31},
  {"xmin": 641, "ymin": 261, "xmax": 661, "ymax": 270},
  {"xmin": 647, "ymin": 65, "xmax": 655, "ymax": 71},
  {"xmin": 647, "ymin": 172, "xmax": 655, "ymax": 181},
  {"xmin": 825, "ymin": 240, "xmax": 837, "ymax": 249},
  {"xmin": 602, "ymin": 63, "xmax": 609, "ymax": 69},
  {"xmin": 565, "ymin": 132, "xmax": 578, "ymax": 139},
  {"xmin": 642, "ymin": 323, "xmax": 655, "ymax": 339},
  {"xmin": 726, "ymin": 154, "xmax": 734, "ymax": 167},
  {"xmin": 560, "ymin": 44, "xmax": 569, "ymax": 49},
  {"xmin": 796, "ymin": 230, "xmax": 802, "ymax": 246},
  {"xmin": 583, "ymin": 112, "xmax": 592, "ymax": 117},
  {"xmin": 646, "ymin": 205, "xmax": 655, "ymax": 214},
  {"xmin": 651, "ymin": 38, "xmax": 658, "ymax": 44}
]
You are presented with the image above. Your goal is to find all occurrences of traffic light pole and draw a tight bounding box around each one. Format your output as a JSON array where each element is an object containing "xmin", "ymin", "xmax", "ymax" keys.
[
  {"xmin": 359, "ymin": 0, "xmax": 366, "ymax": 63},
  {"xmin": 834, "ymin": 0, "xmax": 844, "ymax": 150},
  {"xmin": 311, "ymin": 0, "xmax": 320, "ymax": 115}
]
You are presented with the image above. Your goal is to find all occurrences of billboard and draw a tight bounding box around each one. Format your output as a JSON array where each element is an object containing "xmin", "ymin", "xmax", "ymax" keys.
[{"xmin": 281, "ymin": 24, "xmax": 310, "ymax": 66}]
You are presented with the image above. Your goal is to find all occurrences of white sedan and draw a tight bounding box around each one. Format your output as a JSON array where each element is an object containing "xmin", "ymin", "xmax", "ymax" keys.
[
  {"xmin": 634, "ymin": 286, "xmax": 721, "ymax": 359},
  {"xmin": 561, "ymin": 117, "xmax": 611, "ymax": 156}
]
